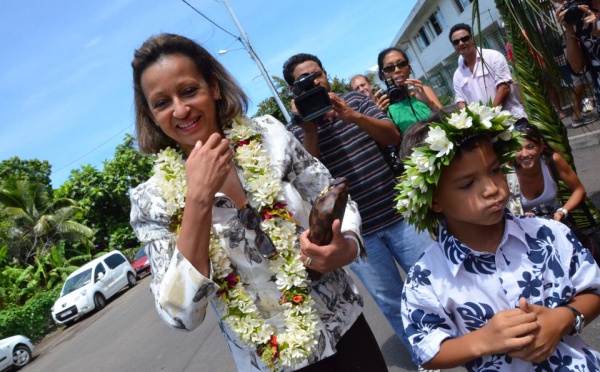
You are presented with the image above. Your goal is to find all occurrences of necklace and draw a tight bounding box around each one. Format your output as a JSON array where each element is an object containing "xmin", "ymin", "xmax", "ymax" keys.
[{"xmin": 154, "ymin": 116, "xmax": 319, "ymax": 371}]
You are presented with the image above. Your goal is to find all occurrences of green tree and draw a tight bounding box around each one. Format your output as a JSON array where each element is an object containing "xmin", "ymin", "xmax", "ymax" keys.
[
  {"xmin": 0, "ymin": 157, "xmax": 53, "ymax": 193},
  {"xmin": 254, "ymin": 76, "xmax": 293, "ymax": 122},
  {"xmin": 0, "ymin": 177, "xmax": 93, "ymax": 266},
  {"xmin": 56, "ymin": 134, "xmax": 153, "ymax": 254}
]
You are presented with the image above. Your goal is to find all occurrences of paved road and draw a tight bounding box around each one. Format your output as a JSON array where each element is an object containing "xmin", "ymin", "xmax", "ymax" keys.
[{"xmin": 25, "ymin": 121, "xmax": 600, "ymax": 372}]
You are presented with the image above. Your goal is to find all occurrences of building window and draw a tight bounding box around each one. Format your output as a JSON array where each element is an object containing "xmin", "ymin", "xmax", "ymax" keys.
[
  {"xmin": 415, "ymin": 27, "xmax": 431, "ymax": 50},
  {"xmin": 454, "ymin": 0, "xmax": 473, "ymax": 13},
  {"xmin": 405, "ymin": 48, "xmax": 416, "ymax": 66},
  {"xmin": 427, "ymin": 72, "xmax": 450, "ymax": 98},
  {"xmin": 427, "ymin": 9, "xmax": 447, "ymax": 36}
]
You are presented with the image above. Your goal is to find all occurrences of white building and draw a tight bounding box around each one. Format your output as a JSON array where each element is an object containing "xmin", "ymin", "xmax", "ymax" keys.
[{"xmin": 376, "ymin": 0, "xmax": 507, "ymax": 100}]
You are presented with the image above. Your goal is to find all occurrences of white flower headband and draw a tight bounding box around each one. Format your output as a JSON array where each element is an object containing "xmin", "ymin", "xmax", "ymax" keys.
[{"xmin": 394, "ymin": 102, "xmax": 522, "ymax": 233}]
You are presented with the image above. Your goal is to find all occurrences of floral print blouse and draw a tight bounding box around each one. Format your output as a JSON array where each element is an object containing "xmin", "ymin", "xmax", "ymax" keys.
[
  {"xmin": 130, "ymin": 116, "xmax": 364, "ymax": 371},
  {"xmin": 402, "ymin": 211, "xmax": 600, "ymax": 371}
]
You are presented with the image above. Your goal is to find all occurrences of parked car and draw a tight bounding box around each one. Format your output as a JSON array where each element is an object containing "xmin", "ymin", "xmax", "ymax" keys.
[
  {"xmin": 0, "ymin": 335, "xmax": 34, "ymax": 371},
  {"xmin": 51, "ymin": 250, "xmax": 137, "ymax": 325},
  {"xmin": 130, "ymin": 246, "xmax": 151, "ymax": 279}
]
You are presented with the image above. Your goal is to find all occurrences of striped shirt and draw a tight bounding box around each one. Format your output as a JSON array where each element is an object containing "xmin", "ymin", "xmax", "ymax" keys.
[{"xmin": 288, "ymin": 91, "xmax": 401, "ymax": 234}]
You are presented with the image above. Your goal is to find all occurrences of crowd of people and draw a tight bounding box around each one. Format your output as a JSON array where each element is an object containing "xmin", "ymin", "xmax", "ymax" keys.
[{"xmin": 127, "ymin": 2, "xmax": 600, "ymax": 370}]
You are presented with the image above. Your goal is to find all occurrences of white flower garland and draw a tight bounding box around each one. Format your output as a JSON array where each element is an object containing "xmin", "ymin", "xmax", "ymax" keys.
[
  {"xmin": 154, "ymin": 116, "xmax": 319, "ymax": 371},
  {"xmin": 395, "ymin": 102, "xmax": 522, "ymax": 233}
]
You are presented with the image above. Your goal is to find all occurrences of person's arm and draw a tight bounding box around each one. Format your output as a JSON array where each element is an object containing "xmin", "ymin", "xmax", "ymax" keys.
[
  {"xmin": 129, "ymin": 147, "xmax": 225, "ymax": 332},
  {"xmin": 421, "ymin": 308, "xmax": 539, "ymax": 369},
  {"xmin": 489, "ymin": 51, "xmax": 515, "ymax": 108},
  {"xmin": 177, "ymin": 134, "xmax": 232, "ymax": 276},
  {"xmin": 278, "ymin": 118, "xmax": 364, "ymax": 270},
  {"xmin": 552, "ymin": 152, "xmax": 587, "ymax": 221},
  {"xmin": 424, "ymin": 85, "xmax": 443, "ymax": 110},
  {"xmin": 557, "ymin": 6, "xmax": 587, "ymax": 73},
  {"xmin": 493, "ymin": 82, "xmax": 511, "ymax": 108},
  {"xmin": 453, "ymin": 71, "xmax": 467, "ymax": 110},
  {"xmin": 329, "ymin": 93, "xmax": 401, "ymax": 146}
]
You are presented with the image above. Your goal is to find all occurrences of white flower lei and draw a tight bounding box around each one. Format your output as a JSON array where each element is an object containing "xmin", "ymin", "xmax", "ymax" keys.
[
  {"xmin": 153, "ymin": 116, "xmax": 319, "ymax": 371},
  {"xmin": 394, "ymin": 102, "xmax": 521, "ymax": 233}
]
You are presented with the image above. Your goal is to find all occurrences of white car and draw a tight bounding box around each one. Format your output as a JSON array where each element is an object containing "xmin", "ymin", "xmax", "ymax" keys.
[
  {"xmin": 51, "ymin": 250, "xmax": 137, "ymax": 325},
  {"xmin": 0, "ymin": 335, "xmax": 34, "ymax": 371}
]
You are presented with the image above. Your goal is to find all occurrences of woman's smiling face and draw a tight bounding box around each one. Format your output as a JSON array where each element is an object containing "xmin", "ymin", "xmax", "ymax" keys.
[
  {"xmin": 515, "ymin": 139, "xmax": 543, "ymax": 170},
  {"xmin": 141, "ymin": 53, "xmax": 220, "ymax": 155},
  {"xmin": 381, "ymin": 50, "xmax": 410, "ymax": 85}
]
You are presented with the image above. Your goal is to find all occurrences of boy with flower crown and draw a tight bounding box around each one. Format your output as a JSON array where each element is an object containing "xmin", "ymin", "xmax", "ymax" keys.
[{"xmin": 396, "ymin": 103, "xmax": 600, "ymax": 371}]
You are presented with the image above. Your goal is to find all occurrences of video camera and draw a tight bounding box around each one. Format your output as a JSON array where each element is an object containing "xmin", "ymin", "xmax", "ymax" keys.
[
  {"xmin": 292, "ymin": 73, "xmax": 333, "ymax": 122},
  {"xmin": 379, "ymin": 78, "xmax": 409, "ymax": 104},
  {"xmin": 561, "ymin": 0, "xmax": 592, "ymax": 25}
]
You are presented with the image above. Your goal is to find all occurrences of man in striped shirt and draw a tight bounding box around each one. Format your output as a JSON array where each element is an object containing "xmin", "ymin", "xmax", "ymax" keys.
[{"xmin": 283, "ymin": 53, "xmax": 432, "ymax": 364}]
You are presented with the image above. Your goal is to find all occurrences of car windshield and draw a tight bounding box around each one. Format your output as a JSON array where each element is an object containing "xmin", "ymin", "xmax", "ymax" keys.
[
  {"xmin": 61, "ymin": 269, "xmax": 93, "ymax": 296},
  {"xmin": 134, "ymin": 248, "xmax": 147, "ymax": 260}
]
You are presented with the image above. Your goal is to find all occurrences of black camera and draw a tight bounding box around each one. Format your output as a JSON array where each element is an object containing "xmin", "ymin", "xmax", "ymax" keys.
[
  {"xmin": 561, "ymin": 0, "xmax": 592, "ymax": 25},
  {"xmin": 292, "ymin": 73, "xmax": 333, "ymax": 122},
  {"xmin": 380, "ymin": 78, "xmax": 409, "ymax": 104},
  {"xmin": 530, "ymin": 204, "xmax": 555, "ymax": 218}
]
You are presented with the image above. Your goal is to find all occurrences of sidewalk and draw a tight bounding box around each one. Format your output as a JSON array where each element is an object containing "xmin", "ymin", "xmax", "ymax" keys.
[{"xmin": 563, "ymin": 113, "xmax": 600, "ymax": 150}]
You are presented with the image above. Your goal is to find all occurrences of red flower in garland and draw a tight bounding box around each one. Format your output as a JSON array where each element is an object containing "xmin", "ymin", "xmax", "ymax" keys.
[{"xmin": 217, "ymin": 273, "xmax": 239, "ymax": 296}]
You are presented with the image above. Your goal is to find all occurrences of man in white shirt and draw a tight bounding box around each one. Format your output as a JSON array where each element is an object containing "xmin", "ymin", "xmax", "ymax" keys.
[{"xmin": 449, "ymin": 23, "xmax": 528, "ymax": 121}]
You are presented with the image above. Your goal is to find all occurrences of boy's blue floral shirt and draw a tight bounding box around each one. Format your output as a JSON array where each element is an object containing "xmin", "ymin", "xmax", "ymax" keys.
[{"xmin": 402, "ymin": 211, "xmax": 600, "ymax": 371}]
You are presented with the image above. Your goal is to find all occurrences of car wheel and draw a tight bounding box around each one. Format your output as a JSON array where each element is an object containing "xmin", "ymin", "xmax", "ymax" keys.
[
  {"xmin": 127, "ymin": 272, "xmax": 137, "ymax": 288},
  {"xmin": 12, "ymin": 345, "xmax": 32, "ymax": 369},
  {"xmin": 94, "ymin": 292, "xmax": 106, "ymax": 310}
]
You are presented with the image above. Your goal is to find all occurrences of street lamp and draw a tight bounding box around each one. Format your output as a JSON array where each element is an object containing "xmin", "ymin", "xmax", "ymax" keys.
[
  {"xmin": 219, "ymin": 0, "xmax": 291, "ymax": 123},
  {"xmin": 218, "ymin": 48, "xmax": 244, "ymax": 55}
]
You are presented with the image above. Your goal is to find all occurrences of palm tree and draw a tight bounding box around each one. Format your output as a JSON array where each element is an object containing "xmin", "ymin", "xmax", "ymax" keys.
[
  {"xmin": 0, "ymin": 177, "xmax": 93, "ymax": 266},
  {"xmin": 474, "ymin": 0, "xmax": 599, "ymax": 227}
]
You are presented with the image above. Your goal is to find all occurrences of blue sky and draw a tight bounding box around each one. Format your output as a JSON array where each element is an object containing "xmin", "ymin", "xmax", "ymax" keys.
[{"xmin": 1, "ymin": 0, "xmax": 417, "ymax": 188}]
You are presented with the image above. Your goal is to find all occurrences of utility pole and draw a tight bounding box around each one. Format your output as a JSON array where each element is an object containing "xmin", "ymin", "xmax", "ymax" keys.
[{"xmin": 221, "ymin": 0, "xmax": 291, "ymax": 123}]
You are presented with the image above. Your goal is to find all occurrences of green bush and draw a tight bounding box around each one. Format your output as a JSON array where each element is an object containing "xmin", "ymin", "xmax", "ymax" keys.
[{"xmin": 0, "ymin": 287, "xmax": 61, "ymax": 342}]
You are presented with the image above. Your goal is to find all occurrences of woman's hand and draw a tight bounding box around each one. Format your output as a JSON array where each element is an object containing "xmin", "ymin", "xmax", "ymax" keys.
[
  {"xmin": 554, "ymin": 209, "xmax": 567, "ymax": 221},
  {"xmin": 579, "ymin": 4, "xmax": 598, "ymax": 29},
  {"xmin": 299, "ymin": 219, "xmax": 358, "ymax": 273},
  {"xmin": 555, "ymin": 4, "xmax": 570, "ymax": 27},
  {"xmin": 185, "ymin": 132, "xmax": 233, "ymax": 204},
  {"xmin": 406, "ymin": 78, "xmax": 432, "ymax": 106},
  {"xmin": 374, "ymin": 89, "xmax": 390, "ymax": 113}
]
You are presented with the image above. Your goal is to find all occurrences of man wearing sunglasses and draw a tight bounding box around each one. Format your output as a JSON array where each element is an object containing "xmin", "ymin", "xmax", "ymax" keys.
[{"xmin": 449, "ymin": 23, "xmax": 528, "ymax": 122}]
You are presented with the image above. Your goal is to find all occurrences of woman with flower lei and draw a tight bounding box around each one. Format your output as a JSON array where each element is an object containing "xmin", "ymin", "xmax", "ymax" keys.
[
  {"xmin": 395, "ymin": 102, "xmax": 600, "ymax": 371},
  {"xmin": 129, "ymin": 33, "xmax": 387, "ymax": 372}
]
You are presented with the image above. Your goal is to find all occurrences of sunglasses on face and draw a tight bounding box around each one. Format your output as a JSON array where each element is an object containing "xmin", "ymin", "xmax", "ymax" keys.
[
  {"xmin": 238, "ymin": 204, "xmax": 278, "ymax": 260},
  {"xmin": 451, "ymin": 35, "xmax": 471, "ymax": 46},
  {"xmin": 382, "ymin": 60, "xmax": 409, "ymax": 74}
]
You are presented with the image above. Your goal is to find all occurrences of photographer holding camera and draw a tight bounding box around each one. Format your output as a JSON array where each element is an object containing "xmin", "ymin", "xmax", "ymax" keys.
[
  {"xmin": 376, "ymin": 47, "xmax": 443, "ymax": 133},
  {"xmin": 283, "ymin": 53, "xmax": 433, "ymax": 366},
  {"xmin": 555, "ymin": 0, "xmax": 600, "ymax": 117}
]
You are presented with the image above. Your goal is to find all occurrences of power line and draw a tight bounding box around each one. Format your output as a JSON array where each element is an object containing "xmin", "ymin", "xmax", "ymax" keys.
[
  {"xmin": 180, "ymin": 0, "xmax": 238, "ymax": 39},
  {"xmin": 53, "ymin": 125, "xmax": 132, "ymax": 174}
]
